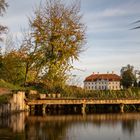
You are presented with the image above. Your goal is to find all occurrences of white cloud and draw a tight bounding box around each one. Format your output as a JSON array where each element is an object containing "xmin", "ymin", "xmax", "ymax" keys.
[{"xmin": 1, "ymin": 0, "xmax": 140, "ymax": 85}]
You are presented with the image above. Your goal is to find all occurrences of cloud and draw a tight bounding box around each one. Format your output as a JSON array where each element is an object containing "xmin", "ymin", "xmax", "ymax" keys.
[
  {"xmin": 73, "ymin": 50, "xmax": 140, "ymax": 84},
  {"xmin": 82, "ymin": 0, "xmax": 140, "ymax": 38},
  {"xmin": 1, "ymin": 0, "xmax": 140, "ymax": 85}
]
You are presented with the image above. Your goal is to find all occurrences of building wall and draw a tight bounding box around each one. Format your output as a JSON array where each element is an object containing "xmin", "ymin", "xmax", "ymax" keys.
[
  {"xmin": 84, "ymin": 80, "xmax": 121, "ymax": 90},
  {"xmin": 108, "ymin": 81, "xmax": 120, "ymax": 90}
]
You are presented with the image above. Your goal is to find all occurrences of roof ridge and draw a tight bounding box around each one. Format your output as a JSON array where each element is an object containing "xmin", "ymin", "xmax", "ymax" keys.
[{"xmin": 84, "ymin": 73, "xmax": 121, "ymax": 82}]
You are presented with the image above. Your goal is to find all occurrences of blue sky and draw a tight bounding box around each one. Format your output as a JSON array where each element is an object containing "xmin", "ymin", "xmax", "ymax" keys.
[{"xmin": 1, "ymin": 0, "xmax": 140, "ymax": 86}]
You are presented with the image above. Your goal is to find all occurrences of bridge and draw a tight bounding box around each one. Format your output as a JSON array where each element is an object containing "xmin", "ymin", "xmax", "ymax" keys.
[{"xmin": 26, "ymin": 98, "xmax": 140, "ymax": 114}]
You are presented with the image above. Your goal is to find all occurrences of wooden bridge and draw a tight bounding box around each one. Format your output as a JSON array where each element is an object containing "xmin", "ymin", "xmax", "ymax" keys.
[
  {"xmin": 26, "ymin": 98, "xmax": 140, "ymax": 114},
  {"xmin": 27, "ymin": 98, "xmax": 140, "ymax": 105}
]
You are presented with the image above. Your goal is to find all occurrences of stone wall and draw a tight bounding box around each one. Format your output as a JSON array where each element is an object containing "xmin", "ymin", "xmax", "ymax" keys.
[{"xmin": 0, "ymin": 91, "xmax": 27, "ymax": 117}]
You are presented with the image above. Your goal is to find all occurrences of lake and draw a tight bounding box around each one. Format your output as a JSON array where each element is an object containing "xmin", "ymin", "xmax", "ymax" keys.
[{"xmin": 0, "ymin": 112, "xmax": 140, "ymax": 140}]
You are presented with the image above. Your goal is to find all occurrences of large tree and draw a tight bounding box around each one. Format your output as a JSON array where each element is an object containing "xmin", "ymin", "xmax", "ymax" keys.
[
  {"xmin": 121, "ymin": 64, "xmax": 136, "ymax": 88},
  {"xmin": 28, "ymin": 0, "xmax": 86, "ymax": 88},
  {"xmin": 0, "ymin": 0, "xmax": 8, "ymax": 41}
]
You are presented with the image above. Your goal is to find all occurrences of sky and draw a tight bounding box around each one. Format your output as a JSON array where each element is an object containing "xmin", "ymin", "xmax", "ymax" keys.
[{"xmin": 1, "ymin": 0, "xmax": 140, "ymax": 86}]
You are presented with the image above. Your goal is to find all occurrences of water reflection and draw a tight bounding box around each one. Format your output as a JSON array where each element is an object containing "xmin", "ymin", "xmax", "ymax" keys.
[
  {"xmin": 0, "ymin": 112, "xmax": 27, "ymax": 140},
  {"xmin": 1, "ymin": 113, "xmax": 140, "ymax": 140},
  {"xmin": 122, "ymin": 120, "xmax": 137, "ymax": 135}
]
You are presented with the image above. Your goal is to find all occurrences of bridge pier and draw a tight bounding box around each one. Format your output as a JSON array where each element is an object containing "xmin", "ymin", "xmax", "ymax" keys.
[
  {"xmin": 30, "ymin": 105, "xmax": 35, "ymax": 115},
  {"xmin": 120, "ymin": 104, "xmax": 124, "ymax": 113},
  {"xmin": 82, "ymin": 104, "xmax": 86, "ymax": 115},
  {"xmin": 42, "ymin": 104, "xmax": 47, "ymax": 115},
  {"xmin": 74, "ymin": 106, "xmax": 78, "ymax": 112}
]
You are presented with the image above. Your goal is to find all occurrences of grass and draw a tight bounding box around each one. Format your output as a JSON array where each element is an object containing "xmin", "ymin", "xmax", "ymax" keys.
[
  {"xmin": 61, "ymin": 86, "xmax": 140, "ymax": 99},
  {"xmin": 0, "ymin": 79, "xmax": 25, "ymax": 104},
  {"xmin": 1, "ymin": 78, "xmax": 140, "ymax": 100},
  {"xmin": 0, "ymin": 79, "xmax": 24, "ymax": 90}
]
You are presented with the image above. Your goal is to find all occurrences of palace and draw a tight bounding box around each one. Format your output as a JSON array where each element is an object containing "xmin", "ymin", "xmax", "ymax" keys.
[{"xmin": 84, "ymin": 72, "xmax": 121, "ymax": 90}]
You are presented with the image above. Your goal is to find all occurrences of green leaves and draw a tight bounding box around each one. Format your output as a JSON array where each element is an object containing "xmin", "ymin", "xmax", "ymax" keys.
[
  {"xmin": 121, "ymin": 64, "xmax": 137, "ymax": 88},
  {"xmin": 0, "ymin": 50, "xmax": 26, "ymax": 85}
]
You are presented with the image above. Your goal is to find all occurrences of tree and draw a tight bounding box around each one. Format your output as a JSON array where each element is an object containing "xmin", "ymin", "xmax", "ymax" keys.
[
  {"xmin": 19, "ymin": 34, "xmax": 43, "ymax": 85},
  {"xmin": 0, "ymin": 0, "xmax": 8, "ymax": 41},
  {"xmin": 0, "ymin": 50, "xmax": 26, "ymax": 85},
  {"xmin": 29, "ymin": 0, "xmax": 86, "ymax": 88},
  {"xmin": 138, "ymin": 81, "xmax": 140, "ymax": 87},
  {"xmin": 0, "ymin": 36, "xmax": 27, "ymax": 85},
  {"xmin": 0, "ymin": 46, "xmax": 2, "ymax": 68},
  {"xmin": 121, "ymin": 64, "xmax": 136, "ymax": 88},
  {"xmin": 131, "ymin": 20, "xmax": 140, "ymax": 30}
]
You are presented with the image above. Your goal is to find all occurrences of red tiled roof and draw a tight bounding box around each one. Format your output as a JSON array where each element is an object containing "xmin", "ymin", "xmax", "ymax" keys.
[{"xmin": 84, "ymin": 73, "xmax": 121, "ymax": 82}]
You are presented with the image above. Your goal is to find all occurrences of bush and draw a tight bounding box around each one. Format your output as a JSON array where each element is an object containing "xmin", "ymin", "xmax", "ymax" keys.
[
  {"xmin": 0, "ymin": 94, "xmax": 12, "ymax": 104},
  {"xmin": 0, "ymin": 79, "xmax": 24, "ymax": 90}
]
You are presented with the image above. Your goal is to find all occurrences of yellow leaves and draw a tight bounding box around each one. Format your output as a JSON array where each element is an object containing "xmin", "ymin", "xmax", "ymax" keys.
[{"xmin": 26, "ymin": 0, "xmax": 86, "ymax": 85}]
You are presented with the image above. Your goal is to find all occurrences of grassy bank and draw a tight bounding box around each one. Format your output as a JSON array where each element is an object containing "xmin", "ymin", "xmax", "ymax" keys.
[
  {"xmin": 0, "ymin": 94, "xmax": 12, "ymax": 104},
  {"xmin": 0, "ymin": 79, "xmax": 24, "ymax": 104},
  {"xmin": 18, "ymin": 84, "xmax": 140, "ymax": 100},
  {"xmin": 61, "ymin": 86, "xmax": 140, "ymax": 99},
  {"xmin": 1, "ymin": 79, "xmax": 140, "ymax": 100},
  {"xmin": 0, "ymin": 79, "xmax": 24, "ymax": 91}
]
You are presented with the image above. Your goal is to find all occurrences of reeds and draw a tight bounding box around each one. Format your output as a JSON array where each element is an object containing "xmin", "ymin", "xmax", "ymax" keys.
[{"xmin": 61, "ymin": 87, "xmax": 140, "ymax": 99}]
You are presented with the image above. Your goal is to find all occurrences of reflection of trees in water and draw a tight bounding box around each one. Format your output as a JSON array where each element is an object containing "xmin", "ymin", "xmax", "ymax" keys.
[
  {"xmin": 1, "ymin": 113, "xmax": 140, "ymax": 140},
  {"xmin": 25, "ymin": 113, "xmax": 140, "ymax": 140},
  {"xmin": 122, "ymin": 120, "xmax": 137, "ymax": 136},
  {"xmin": 93, "ymin": 118, "xmax": 138, "ymax": 136},
  {"xmin": 0, "ymin": 128, "xmax": 26, "ymax": 140},
  {"xmin": 25, "ymin": 121, "xmax": 69, "ymax": 140}
]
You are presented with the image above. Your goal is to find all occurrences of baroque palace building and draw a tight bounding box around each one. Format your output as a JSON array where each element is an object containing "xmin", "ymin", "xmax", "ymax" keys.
[{"xmin": 84, "ymin": 72, "xmax": 121, "ymax": 90}]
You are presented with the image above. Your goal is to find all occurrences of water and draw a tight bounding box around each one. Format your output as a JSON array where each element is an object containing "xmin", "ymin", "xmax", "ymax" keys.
[{"xmin": 0, "ymin": 112, "xmax": 140, "ymax": 140}]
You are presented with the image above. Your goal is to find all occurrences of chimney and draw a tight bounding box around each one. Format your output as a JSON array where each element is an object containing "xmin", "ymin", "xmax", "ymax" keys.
[
  {"xmin": 93, "ymin": 72, "xmax": 94, "ymax": 75},
  {"xmin": 107, "ymin": 71, "xmax": 109, "ymax": 74},
  {"xmin": 112, "ymin": 71, "xmax": 114, "ymax": 74},
  {"xmin": 97, "ymin": 72, "xmax": 99, "ymax": 74}
]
